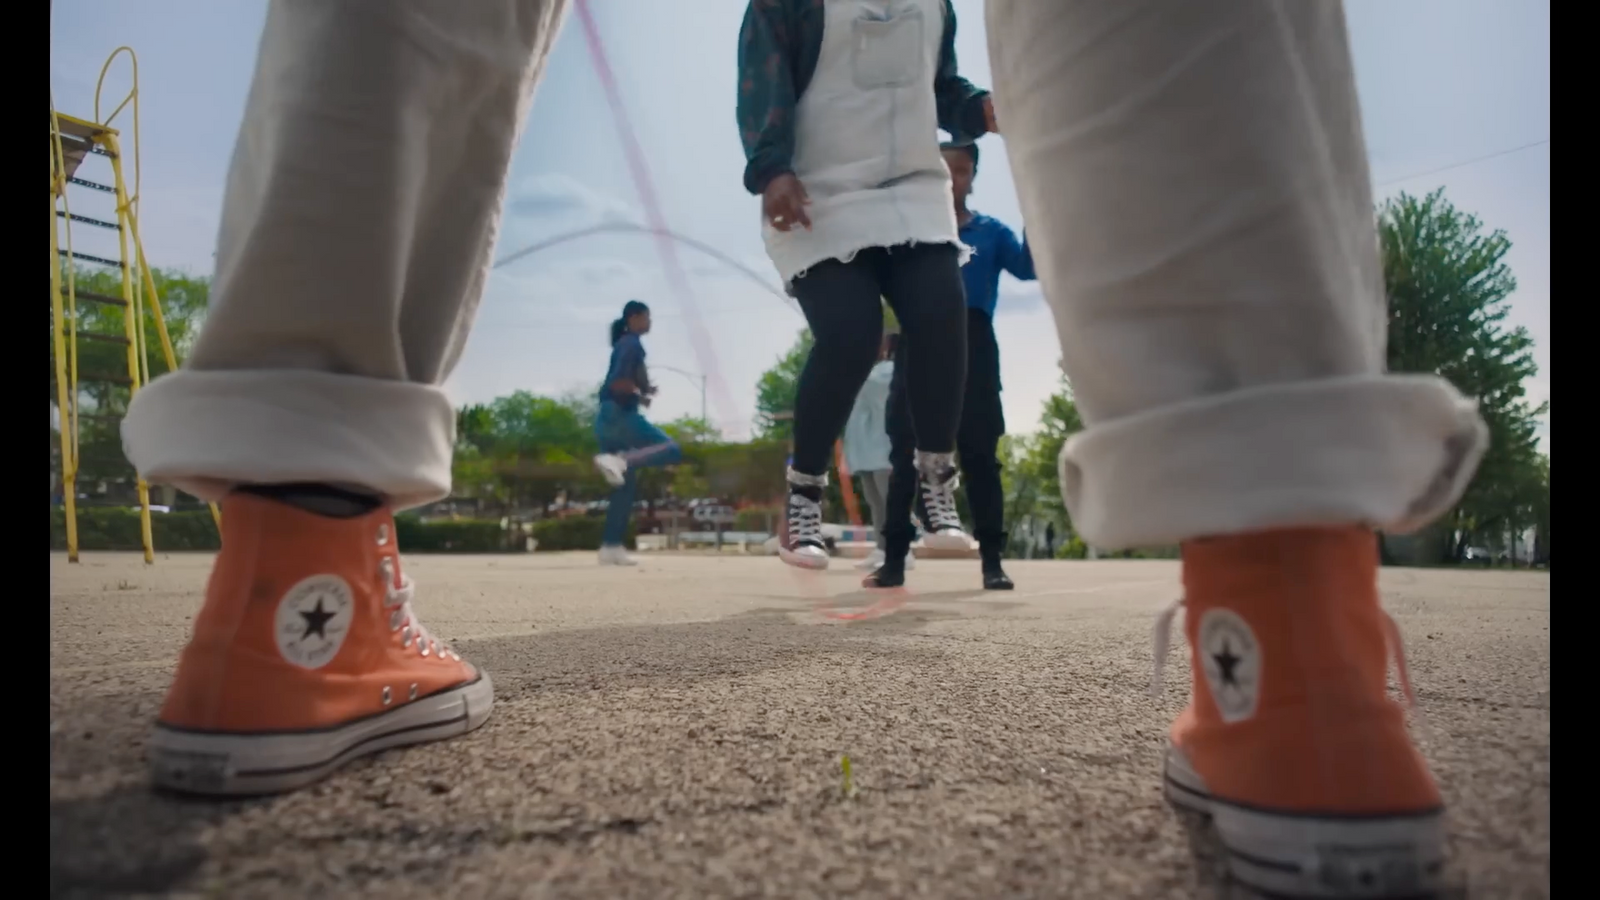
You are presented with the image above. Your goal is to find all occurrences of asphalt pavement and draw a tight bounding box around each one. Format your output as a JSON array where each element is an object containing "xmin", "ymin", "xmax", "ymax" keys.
[{"xmin": 50, "ymin": 552, "xmax": 1550, "ymax": 899}]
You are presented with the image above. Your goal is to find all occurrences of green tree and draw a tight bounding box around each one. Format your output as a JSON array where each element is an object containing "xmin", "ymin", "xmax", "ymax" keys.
[
  {"xmin": 752, "ymin": 302, "xmax": 896, "ymax": 441},
  {"xmin": 50, "ymin": 266, "xmax": 211, "ymax": 499},
  {"xmin": 754, "ymin": 329, "xmax": 812, "ymax": 441},
  {"xmin": 660, "ymin": 416, "xmax": 720, "ymax": 445},
  {"xmin": 1020, "ymin": 373, "xmax": 1084, "ymax": 528},
  {"xmin": 445, "ymin": 390, "xmax": 605, "ymax": 514},
  {"xmin": 996, "ymin": 432, "xmax": 1045, "ymax": 557},
  {"xmin": 1529, "ymin": 453, "xmax": 1550, "ymax": 565},
  {"xmin": 1379, "ymin": 189, "xmax": 1547, "ymax": 562}
]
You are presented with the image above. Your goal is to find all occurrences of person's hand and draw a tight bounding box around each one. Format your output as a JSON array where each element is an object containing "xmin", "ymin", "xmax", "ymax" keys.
[
  {"xmin": 983, "ymin": 95, "xmax": 999, "ymax": 135},
  {"xmin": 762, "ymin": 173, "xmax": 811, "ymax": 232}
]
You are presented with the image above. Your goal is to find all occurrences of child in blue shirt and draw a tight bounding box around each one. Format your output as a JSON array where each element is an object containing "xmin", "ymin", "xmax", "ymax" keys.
[{"xmin": 868, "ymin": 142, "xmax": 1035, "ymax": 590}]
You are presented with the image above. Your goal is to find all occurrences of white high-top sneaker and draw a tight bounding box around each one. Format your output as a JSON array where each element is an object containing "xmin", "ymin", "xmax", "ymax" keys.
[
  {"xmin": 918, "ymin": 454, "xmax": 974, "ymax": 551},
  {"xmin": 598, "ymin": 544, "xmax": 638, "ymax": 566},
  {"xmin": 779, "ymin": 491, "xmax": 829, "ymax": 570}
]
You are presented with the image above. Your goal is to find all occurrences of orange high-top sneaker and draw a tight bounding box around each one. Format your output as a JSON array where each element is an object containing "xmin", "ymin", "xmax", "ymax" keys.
[
  {"xmin": 148, "ymin": 492, "xmax": 493, "ymax": 796},
  {"xmin": 1158, "ymin": 526, "xmax": 1445, "ymax": 898}
]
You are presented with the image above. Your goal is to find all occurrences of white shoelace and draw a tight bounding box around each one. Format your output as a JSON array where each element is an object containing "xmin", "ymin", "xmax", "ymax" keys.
[
  {"xmin": 788, "ymin": 494, "xmax": 824, "ymax": 546},
  {"xmin": 920, "ymin": 471, "xmax": 963, "ymax": 531},
  {"xmin": 1148, "ymin": 596, "xmax": 1424, "ymax": 727},
  {"xmin": 380, "ymin": 557, "xmax": 458, "ymax": 661}
]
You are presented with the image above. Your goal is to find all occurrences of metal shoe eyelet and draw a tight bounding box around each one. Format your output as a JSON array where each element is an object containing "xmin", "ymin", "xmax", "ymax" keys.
[
  {"xmin": 382, "ymin": 686, "xmax": 392, "ymax": 706},
  {"xmin": 419, "ymin": 642, "xmax": 431, "ymax": 658},
  {"xmin": 376, "ymin": 523, "xmax": 390, "ymax": 545},
  {"xmin": 401, "ymin": 626, "xmax": 414, "ymax": 649},
  {"xmin": 409, "ymin": 683, "xmax": 418, "ymax": 701}
]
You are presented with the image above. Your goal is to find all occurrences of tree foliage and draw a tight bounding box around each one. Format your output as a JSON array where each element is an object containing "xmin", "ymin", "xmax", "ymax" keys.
[
  {"xmin": 992, "ymin": 189, "xmax": 1551, "ymax": 565},
  {"xmin": 1379, "ymin": 189, "xmax": 1548, "ymax": 563},
  {"xmin": 753, "ymin": 329, "xmax": 812, "ymax": 441},
  {"xmin": 752, "ymin": 303, "xmax": 897, "ymax": 441},
  {"xmin": 449, "ymin": 391, "xmax": 789, "ymax": 518},
  {"xmin": 49, "ymin": 265, "xmax": 211, "ymax": 498}
]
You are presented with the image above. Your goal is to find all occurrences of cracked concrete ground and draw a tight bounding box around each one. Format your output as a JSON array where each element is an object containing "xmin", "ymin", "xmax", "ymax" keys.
[{"xmin": 50, "ymin": 552, "xmax": 1549, "ymax": 899}]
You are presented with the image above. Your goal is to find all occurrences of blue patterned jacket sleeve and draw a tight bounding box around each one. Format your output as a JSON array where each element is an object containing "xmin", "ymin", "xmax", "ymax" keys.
[
  {"xmin": 737, "ymin": 1, "xmax": 816, "ymax": 196},
  {"xmin": 934, "ymin": 0, "xmax": 991, "ymax": 144}
]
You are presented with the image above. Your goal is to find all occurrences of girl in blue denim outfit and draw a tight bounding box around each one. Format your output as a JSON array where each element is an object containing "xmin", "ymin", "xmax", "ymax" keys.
[{"xmin": 592, "ymin": 300, "xmax": 682, "ymax": 566}]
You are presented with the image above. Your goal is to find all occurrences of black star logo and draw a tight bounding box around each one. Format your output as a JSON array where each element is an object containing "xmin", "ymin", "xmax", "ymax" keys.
[
  {"xmin": 1212, "ymin": 641, "xmax": 1242, "ymax": 687},
  {"xmin": 299, "ymin": 598, "xmax": 336, "ymax": 640}
]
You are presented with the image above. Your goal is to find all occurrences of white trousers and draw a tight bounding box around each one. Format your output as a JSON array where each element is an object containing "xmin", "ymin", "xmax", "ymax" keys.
[
  {"xmin": 984, "ymin": 0, "xmax": 1486, "ymax": 548},
  {"xmin": 121, "ymin": 0, "xmax": 570, "ymax": 511},
  {"xmin": 124, "ymin": 0, "xmax": 1487, "ymax": 547}
]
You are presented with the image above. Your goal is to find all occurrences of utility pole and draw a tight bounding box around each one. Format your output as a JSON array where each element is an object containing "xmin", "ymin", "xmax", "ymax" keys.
[{"xmin": 656, "ymin": 364, "xmax": 709, "ymax": 431}]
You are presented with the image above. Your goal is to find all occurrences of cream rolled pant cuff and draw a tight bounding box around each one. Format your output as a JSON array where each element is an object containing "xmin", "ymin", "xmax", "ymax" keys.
[
  {"xmin": 121, "ymin": 369, "xmax": 456, "ymax": 511},
  {"xmin": 1059, "ymin": 374, "xmax": 1489, "ymax": 550}
]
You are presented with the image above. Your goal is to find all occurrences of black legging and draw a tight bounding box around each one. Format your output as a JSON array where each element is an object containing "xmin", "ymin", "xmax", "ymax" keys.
[{"xmin": 788, "ymin": 243, "xmax": 967, "ymax": 478}]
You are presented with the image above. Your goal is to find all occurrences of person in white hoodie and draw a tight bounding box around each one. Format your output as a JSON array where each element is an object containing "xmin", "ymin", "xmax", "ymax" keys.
[{"xmin": 841, "ymin": 332, "xmax": 913, "ymax": 573}]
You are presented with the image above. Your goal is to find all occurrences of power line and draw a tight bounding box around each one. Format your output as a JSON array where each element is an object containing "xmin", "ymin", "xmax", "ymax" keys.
[{"xmin": 1375, "ymin": 138, "xmax": 1548, "ymax": 189}]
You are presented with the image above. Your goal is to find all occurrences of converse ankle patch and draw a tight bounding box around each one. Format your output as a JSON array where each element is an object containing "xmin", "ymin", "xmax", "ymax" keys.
[
  {"xmin": 1197, "ymin": 607, "xmax": 1261, "ymax": 724},
  {"xmin": 274, "ymin": 574, "xmax": 355, "ymax": 670}
]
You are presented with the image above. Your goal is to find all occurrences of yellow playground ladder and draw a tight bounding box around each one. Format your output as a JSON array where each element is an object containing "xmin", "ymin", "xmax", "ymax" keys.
[{"xmin": 50, "ymin": 47, "xmax": 220, "ymax": 563}]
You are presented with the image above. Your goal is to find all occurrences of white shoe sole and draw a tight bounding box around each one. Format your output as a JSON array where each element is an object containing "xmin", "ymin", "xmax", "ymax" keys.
[
  {"xmin": 148, "ymin": 673, "xmax": 494, "ymax": 796},
  {"xmin": 921, "ymin": 532, "xmax": 974, "ymax": 552},
  {"xmin": 779, "ymin": 546, "xmax": 830, "ymax": 571},
  {"xmin": 1164, "ymin": 746, "xmax": 1447, "ymax": 898}
]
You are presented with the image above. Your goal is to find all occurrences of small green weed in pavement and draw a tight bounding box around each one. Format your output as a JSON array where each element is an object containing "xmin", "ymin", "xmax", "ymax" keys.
[{"xmin": 839, "ymin": 755, "xmax": 858, "ymax": 800}]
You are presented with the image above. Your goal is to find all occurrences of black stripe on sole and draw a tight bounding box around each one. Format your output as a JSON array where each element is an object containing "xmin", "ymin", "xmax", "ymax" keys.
[
  {"xmin": 1162, "ymin": 773, "xmax": 1444, "ymax": 822},
  {"xmin": 235, "ymin": 709, "xmax": 471, "ymax": 779},
  {"xmin": 152, "ymin": 707, "xmax": 477, "ymax": 798}
]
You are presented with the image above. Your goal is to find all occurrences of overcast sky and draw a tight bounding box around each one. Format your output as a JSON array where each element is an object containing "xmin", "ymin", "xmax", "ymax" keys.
[{"xmin": 52, "ymin": 0, "xmax": 1549, "ymax": 449}]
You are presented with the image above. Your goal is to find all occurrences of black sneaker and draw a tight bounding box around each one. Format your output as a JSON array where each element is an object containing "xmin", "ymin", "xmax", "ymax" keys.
[
  {"xmin": 982, "ymin": 565, "xmax": 1014, "ymax": 591},
  {"xmin": 862, "ymin": 557, "xmax": 906, "ymax": 589}
]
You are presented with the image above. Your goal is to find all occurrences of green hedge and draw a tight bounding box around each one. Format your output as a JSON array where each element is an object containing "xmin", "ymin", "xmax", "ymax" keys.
[
  {"xmin": 1056, "ymin": 536, "xmax": 1088, "ymax": 560},
  {"xmin": 393, "ymin": 515, "xmax": 512, "ymax": 553},
  {"xmin": 50, "ymin": 507, "xmax": 223, "ymax": 551},
  {"xmin": 50, "ymin": 506, "xmax": 525, "ymax": 554},
  {"xmin": 530, "ymin": 514, "xmax": 635, "ymax": 551}
]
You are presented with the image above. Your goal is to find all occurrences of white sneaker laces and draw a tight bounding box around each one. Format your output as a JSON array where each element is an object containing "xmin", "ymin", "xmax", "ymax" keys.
[
  {"xmin": 921, "ymin": 471, "xmax": 963, "ymax": 532},
  {"xmin": 380, "ymin": 556, "xmax": 458, "ymax": 662},
  {"xmin": 1148, "ymin": 596, "xmax": 1424, "ymax": 727},
  {"xmin": 788, "ymin": 493, "xmax": 824, "ymax": 547}
]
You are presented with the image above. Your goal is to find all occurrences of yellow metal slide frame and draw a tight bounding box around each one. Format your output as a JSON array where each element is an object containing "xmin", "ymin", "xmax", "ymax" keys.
[{"xmin": 50, "ymin": 47, "xmax": 221, "ymax": 563}]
